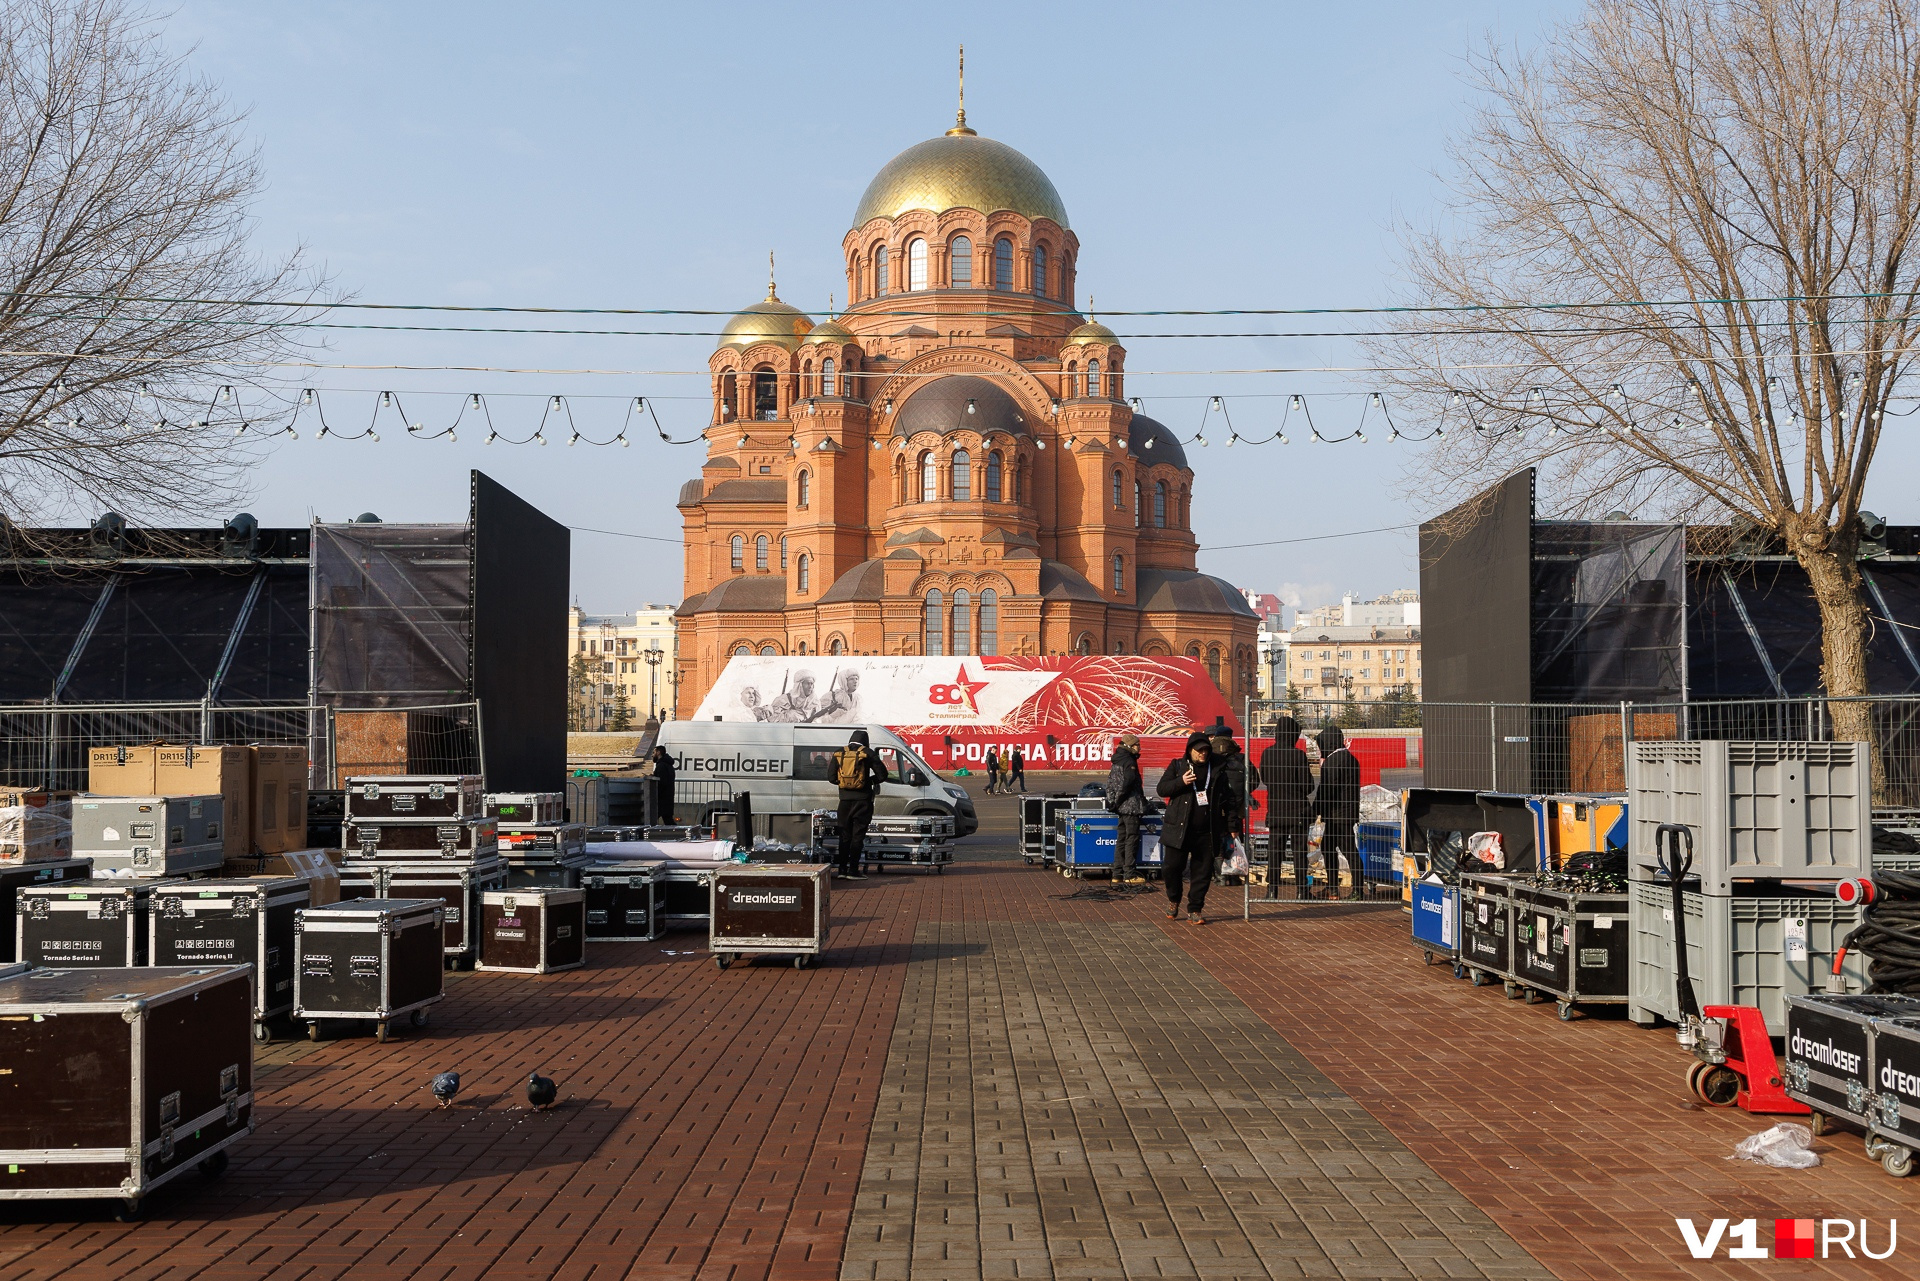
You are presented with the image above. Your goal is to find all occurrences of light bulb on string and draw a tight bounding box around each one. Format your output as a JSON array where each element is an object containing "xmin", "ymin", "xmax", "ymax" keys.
[
  {"xmin": 233, "ymin": 422, "xmax": 246, "ymax": 436},
  {"xmin": 549, "ymin": 395, "xmax": 563, "ymax": 414},
  {"xmin": 965, "ymin": 398, "xmax": 976, "ymax": 415},
  {"xmin": 485, "ymin": 430, "xmax": 496, "ymax": 445},
  {"xmin": 618, "ymin": 433, "xmax": 629, "ymax": 448},
  {"xmin": 379, "ymin": 391, "xmax": 392, "ymax": 409},
  {"xmin": 1210, "ymin": 396, "xmax": 1223, "ymax": 412},
  {"xmin": 219, "ymin": 386, "xmax": 234, "ymax": 403},
  {"xmin": 368, "ymin": 431, "xmax": 379, "ymax": 443},
  {"xmin": 1130, "ymin": 397, "xmax": 1142, "ymax": 411},
  {"xmin": 536, "ymin": 433, "xmax": 547, "ymax": 446},
  {"xmin": 469, "ymin": 394, "xmax": 482, "ymax": 410},
  {"xmin": 738, "ymin": 434, "xmax": 748, "ymax": 447},
  {"xmin": 632, "ymin": 397, "xmax": 644, "ymax": 412},
  {"xmin": 301, "ymin": 389, "xmax": 315, "ymax": 407},
  {"xmin": 318, "ymin": 425, "xmax": 330, "ymax": 439},
  {"xmin": 568, "ymin": 432, "xmax": 579, "ymax": 446},
  {"xmin": 446, "ymin": 429, "xmax": 456, "ymax": 443}
]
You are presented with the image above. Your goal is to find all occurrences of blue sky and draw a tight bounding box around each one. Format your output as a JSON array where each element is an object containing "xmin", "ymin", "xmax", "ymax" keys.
[{"xmin": 162, "ymin": 0, "xmax": 1594, "ymax": 613}]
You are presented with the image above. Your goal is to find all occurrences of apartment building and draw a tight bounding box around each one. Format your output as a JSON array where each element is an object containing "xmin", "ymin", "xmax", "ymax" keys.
[{"xmin": 568, "ymin": 604, "xmax": 679, "ymax": 727}]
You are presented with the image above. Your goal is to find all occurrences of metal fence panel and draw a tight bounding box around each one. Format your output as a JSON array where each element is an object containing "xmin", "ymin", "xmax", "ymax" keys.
[{"xmin": 0, "ymin": 701, "xmax": 483, "ymax": 792}]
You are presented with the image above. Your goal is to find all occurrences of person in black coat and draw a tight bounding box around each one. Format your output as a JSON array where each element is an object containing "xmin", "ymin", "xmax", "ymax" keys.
[
  {"xmin": 1157, "ymin": 730, "xmax": 1233, "ymax": 923},
  {"xmin": 1104, "ymin": 733, "xmax": 1147, "ymax": 882},
  {"xmin": 984, "ymin": 747, "xmax": 1001, "ymax": 794},
  {"xmin": 649, "ymin": 745, "xmax": 677, "ymax": 824},
  {"xmin": 1312, "ymin": 724, "xmax": 1366, "ymax": 898},
  {"xmin": 1258, "ymin": 714, "xmax": 1313, "ymax": 900},
  {"xmin": 832, "ymin": 729, "xmax": 889, "ymax": 880}
]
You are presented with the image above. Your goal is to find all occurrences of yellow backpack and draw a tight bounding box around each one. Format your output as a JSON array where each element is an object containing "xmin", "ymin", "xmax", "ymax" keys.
[{"xmin": 834, "ymin": 747, "xmax": 869, "ymax": 790}]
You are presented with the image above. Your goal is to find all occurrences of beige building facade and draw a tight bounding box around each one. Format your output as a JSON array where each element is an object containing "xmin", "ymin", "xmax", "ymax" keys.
[
  {"xmin": 568, "ymin": 604, "xmax": 679, "ymax": 726},
  {"xmin": 1286, "ymin": 624, "xmax": 1422, "ymax": 701}
]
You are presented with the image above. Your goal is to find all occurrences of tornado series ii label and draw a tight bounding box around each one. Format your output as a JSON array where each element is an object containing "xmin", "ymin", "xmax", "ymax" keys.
[{"xmin": 725, "ymin": 887, "xmax": 802, "ymax": 911}]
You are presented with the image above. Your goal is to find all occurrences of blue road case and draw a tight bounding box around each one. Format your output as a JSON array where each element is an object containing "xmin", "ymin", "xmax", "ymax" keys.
[
  {"xmin": 1411, "ymin": 878, "xmax": 1461, "ymax": 974},
  {"xmin": 1356, "ymin": 821, "xmax": 1404, "ymax": 884},
  {"xmin": 1058, "ymin": 812, "xmax": 1164, "ymax": 879}
]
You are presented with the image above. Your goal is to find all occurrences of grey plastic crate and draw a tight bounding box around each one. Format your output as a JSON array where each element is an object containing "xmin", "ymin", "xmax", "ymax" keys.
[
  {"xmin": 1628, "ymin": 741, "xmax": 1871, "ymax": 893},
  {"xmin": 1627, "ymin": 881, "xmax": 1868, "ymax": 1035}
]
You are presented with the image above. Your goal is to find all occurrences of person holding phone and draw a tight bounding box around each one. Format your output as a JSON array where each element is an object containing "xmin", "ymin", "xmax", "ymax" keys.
[{"xmin": 1156, "ymin": 730, "xmax": 1228, "ymax": 924}]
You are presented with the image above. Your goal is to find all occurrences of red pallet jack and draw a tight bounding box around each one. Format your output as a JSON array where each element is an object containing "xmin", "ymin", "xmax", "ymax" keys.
[{"xmin": 1655, "ymin": 824, "xmax": 1810, "ymax": 1115}]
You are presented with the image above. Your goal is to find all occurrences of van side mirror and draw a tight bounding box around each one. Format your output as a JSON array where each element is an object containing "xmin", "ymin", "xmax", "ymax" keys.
[{"xmin": 907, "ymin": 769, "xmax": 927, "ymax": 787}]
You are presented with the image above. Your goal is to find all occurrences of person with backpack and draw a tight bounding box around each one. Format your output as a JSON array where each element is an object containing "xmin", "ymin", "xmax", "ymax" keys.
[
  {"xmin": 832, "ymin": 729, "xmax": 888, "ymax": 880},
  {"xmin": 1312, "ymin": 724, "xmax": 1365, "ymax": 898},
  {"xmin": 984, "ymin": 746, "xmax": 1001, "ymax": 795},
  {"xmin": 1104, "ymin": 733, "xmax": 1146, "ymax": 883}
]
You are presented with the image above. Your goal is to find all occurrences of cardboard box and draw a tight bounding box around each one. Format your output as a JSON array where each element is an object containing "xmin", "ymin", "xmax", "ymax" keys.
[
  {"xmin": 250, "ymin": 745, "xmax": 309, "ymax": 855},
  {"xmin": 88, "ymin": 744, "xmax": 252, "ymax": 858},
  {"xmin": 0, "ymin": 793, "xmax": 73, "ymax": 865},
  {"xmin": 223, "ymin": 847, "xmax": 341, "ymax": 905}
]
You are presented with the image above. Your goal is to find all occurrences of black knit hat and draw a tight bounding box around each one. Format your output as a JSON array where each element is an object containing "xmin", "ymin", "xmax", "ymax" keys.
[{"xmin": 1185, "ymin": 730, "xmax": 1212, "ymax": 753}]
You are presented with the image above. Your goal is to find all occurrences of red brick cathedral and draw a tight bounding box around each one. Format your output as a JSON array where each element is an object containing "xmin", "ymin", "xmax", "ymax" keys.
[{"xmin": 675, "ymin": 102, "xmax": 1257, "ymax": 713}]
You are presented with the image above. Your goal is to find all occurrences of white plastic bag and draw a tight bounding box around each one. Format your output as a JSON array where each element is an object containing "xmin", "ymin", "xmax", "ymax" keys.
[
  {"xmin": 1467, "ymin": 831, "xmax": 1505, "ymax": 869},
  {"xmin": 1728, "ymin": 1123, "xmax": 1820, "ymax": 1169},
  {"xmin": 1222, "ymin": 837, "xmax": 1249, "ymax": 877}
]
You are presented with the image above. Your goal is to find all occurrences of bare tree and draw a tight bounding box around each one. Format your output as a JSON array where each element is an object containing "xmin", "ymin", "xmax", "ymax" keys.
[
  {"xmin": 1378, "ymin": 0, "xmax": 1920, "ymax": 744},
  {"xmin": 0, "ymin": 0, "xmax": 321, "ymax": 532}
]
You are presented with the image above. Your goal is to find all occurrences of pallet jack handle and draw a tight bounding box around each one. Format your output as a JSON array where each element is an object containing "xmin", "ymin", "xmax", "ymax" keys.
[{"xmin": 1655, "ymin": 823, "xmax": 1702, "ymax": 1027}]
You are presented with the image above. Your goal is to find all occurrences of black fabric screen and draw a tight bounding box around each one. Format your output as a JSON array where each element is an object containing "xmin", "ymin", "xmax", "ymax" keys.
[
  {"xmin": 312, "ymin": 523, "xmax": 471, "ymax": 706},
  {"xmin": 470, "ymin": 470, "xmax": 567, "ymax": 792}
]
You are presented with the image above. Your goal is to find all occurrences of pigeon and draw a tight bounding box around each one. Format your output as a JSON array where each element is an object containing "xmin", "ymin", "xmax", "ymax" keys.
[
  {"xmin": 430, "ymin": 1071, "xmax": 461, "ymax": 1108},
  {"xmin": 526, "ymin": 1070, "xmax": 557, "ymax": 1111}
]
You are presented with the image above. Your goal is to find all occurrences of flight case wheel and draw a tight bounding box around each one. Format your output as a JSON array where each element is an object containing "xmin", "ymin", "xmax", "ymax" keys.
[
  {"xmin": 1556, "ymin": 1001, "xmax": 1576, "ymax": 1021},
  {"xmin": 1523, "ymin": 988, "xmax": 1544, "ymax": 1005},
  {"xmin": 252, "ymin": 1021, "xmax": 272, "ymax": 1045},
  {"xmin": 113, "ymin": 1197, "xmax": 143, "ymax": 1222},
  {"xmin": 1810, "ymin": 1112, "xmax": 1830, "ymax": 1136},
  {"xmin": 1469, "ymin": 969, "xmax": 1488, "ymax": 986},
  {"xmin": 1423, "ymin": 950, "xmax": 1435, "ymax": 966},
  {"xmin": 198, "ymin": 1149, "xmax": 230, "ymax": 1179},
  {"xmin": 1503, "ymin": 980, "xmax": 1522, "ymax": 1000},
  {"xmin": 1452, "ymin": 960, "xmax": 1465, "ymax": 980},
  {"xmin": 715, "ymin": 953, "xmax": 731, "ymax": 970},
  {"xmin": 411, "ymin": 1008, "xmax": 429, "ymax": 1028},
  {"xmin": 374, "ymin": 1021, "xmax": 390, "ymax": 1044},
  {"xmin": 306, "ymin": 1020, "xmax": 323, "ymax": 1042},
  {"xmin": 1883, "ymin": 1144, "xmax": 1916, "ymax": 1178}
]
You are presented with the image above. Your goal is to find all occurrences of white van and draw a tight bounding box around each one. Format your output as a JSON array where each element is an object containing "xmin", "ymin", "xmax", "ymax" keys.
[{"xmin": 653, "ymin": 721, "xmax": 979, "ymax": 836}]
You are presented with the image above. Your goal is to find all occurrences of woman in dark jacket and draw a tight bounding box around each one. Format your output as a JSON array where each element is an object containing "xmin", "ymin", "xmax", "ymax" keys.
[
  {"xmin": 1157, "ymin": 730, "xmax": 1231, "ymax": 923},
  {"xmin": 1312, "ymin": 725, "xmax": 1365, "ymax": 898}
]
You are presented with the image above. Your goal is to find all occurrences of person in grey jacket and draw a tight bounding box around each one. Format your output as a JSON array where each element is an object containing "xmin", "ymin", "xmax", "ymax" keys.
[{"xmin": 1105, "ymin": 733, "xmax": 1147, "ymax": 883}]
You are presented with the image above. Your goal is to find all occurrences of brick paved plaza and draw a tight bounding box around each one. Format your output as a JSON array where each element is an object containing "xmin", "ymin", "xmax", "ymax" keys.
[{"xmin": 1, "ymin": 781, "xmax": 1911, "ymax": 1280}]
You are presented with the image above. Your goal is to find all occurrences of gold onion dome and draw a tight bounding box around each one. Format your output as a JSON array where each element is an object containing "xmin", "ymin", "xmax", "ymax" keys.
[
  {"xmin": 851, "ymin": 132, "xmax": 1070, "ymax": 229},
  {"xmin": 1065, "ymin": 318, "xmax": 1118, "ymax": 346},
  {"xmin": 807, "ymin": 317, "xmax": 856, "ymax": 346},
  {"xmin": 718, "ymin": 285, "xmax": 813, "ymax": 352}
]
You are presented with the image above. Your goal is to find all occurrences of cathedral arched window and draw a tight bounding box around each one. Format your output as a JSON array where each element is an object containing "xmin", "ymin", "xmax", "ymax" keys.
[
  {"xmin": 1061, "ymin": 254, "xmax": 1073, "ymax": 303},
  {"xmin": 919, "ymin": 451, "xmax": 936, "ymax": 503},
  {"xmin": 796, "ymin": 470, "xmax": 810, "ymax": 508},
  {"xmin": 1032, "ymin": 245, "xmax": 1049, "ymax": 298},
  {"xmin": 949, "ymin": 235, "xmax": 972, "ymax": 286},
  {"xmin": 829, "ymin": 636, "xmax": 844, "ymax": 655},
  {"xmin": 1112, "ymin": 468, "xmax": 1123, "ymax": 508},
  {"xmin": 1134, "ymin": 481, "xmax": 1143, "ymax": 526},
  {"xmin": 797, "ymin": 553, "xmax": 811, "ymax": 593},
  {"xmin": 753, "ymin": 366, "xmax": 778, "ymax": 420},
  {"xmin": 874, "ymin": 245, "xmax": 889, "ymax": 295},
  {"xmin": 1014, "ymin": 458, "xmax": 1026, "ymax": 504},
  {"xmin": 1180, "ymin": 484, "xmax": 1190, "ymax": 528},
  {"xmin": 1087, "ymin": 359, "xmax": 1101, "ymax": 398},
  {"xmin": 951, "ymin": 449, "xmax": 970, "ymax": 501},
  {"xmin": 952, "ymin": 588, "xmax": 971, "ymax": 656},
  {"xmin": 821, "ymin": 358, "xmax": 835, "ymax": 395},
  {"xmin": 733, "ymin": 643, "xmax": 751, "ymax": 657},
  {"xmin": 1154, "ymin": 481, "xmax": 1168, "ymax": 528},
  {"xmin": 755, "ymin": 534, "xmax": 769, "ymax": 571},
  {"xmin": 721, "ymin": 372, "xmax": 737, "ymax": 419},
  {"xmin": 730, "ymin": 535, "xmax": 744, "ymax": 571},
  {"xmin": 761, "ymin": 644, "xmax": 778, "ymax": 657},
  {"xmin": 907, "ymin": 238, "xmax": 927, "ymax": 291},
  {"xmin": 1113, "ymin": 553, "xmax": 1125, "ymax": 594},
  {"xmin": 1208, "ymin": 647, "xmax": 1222, "ymax": 687},
  {"xmin": 1075, "ymin": 632, "xmax": 1093, "ymax": 656},
  {"xmin": 979, "ymin": 589, "xmax": 999, "ymax": 655},
  {"xmin": 986, "ymin": 451, "xmax": 1003, "ymax": 502},
  {"xmin": 994, "ymin": 236, "xmax": 1014, "ymax": 289},
  {"xmin": 893, "ymin": 455, "xmax": 906, "ymax": 505},
  {"xmin": 924, "ymin": 589, "xmax": 944, "ymax": 656},
  {"xmin": 852, "ymin": 258, "xmax": 863, "ymax": 300},
  {"xmin": 780, "ymin": 535, "xmax": 788, "ymax": 569}
]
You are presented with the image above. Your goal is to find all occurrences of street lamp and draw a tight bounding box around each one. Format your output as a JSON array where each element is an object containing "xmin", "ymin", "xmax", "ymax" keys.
[
  {"xmin": 665, "ymin": 669, "xmax": 682, "ymax": 721},
  {"xmin": 1263, "ymin": 640, "xmax": 1282, "ymax": 702},
  {"xmin": 643, "ymin": 647, "xmax": 664, "ymax": 719}
]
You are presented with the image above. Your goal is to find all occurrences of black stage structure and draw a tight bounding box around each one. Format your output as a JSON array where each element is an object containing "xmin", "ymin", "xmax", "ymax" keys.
[
  {"xmin": 1420, "ymin": 468, "xmax": 1920, "ymax": 790},
  {"xmin": 0, "ymin": 470, "xmax": 566, "ymax": 792}
]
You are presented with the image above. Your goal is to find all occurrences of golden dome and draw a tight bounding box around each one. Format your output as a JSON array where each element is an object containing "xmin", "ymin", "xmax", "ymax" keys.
[
  {"xmin": 807, "ymin": 318, "xmax": 856, "ymax": 347},
  {"xmin": 718, "ymin": 288, "xmax": 813, "ymax": 352},
  {"xmin": 852, "ymin": 133, "xmax": 1069, "ymax": 229},
  {"xmin": 1065, "ymin": 319, "xmax": 1118, "ymax": 346}
]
